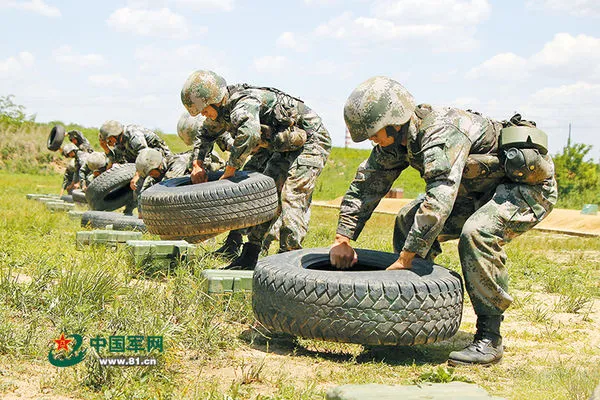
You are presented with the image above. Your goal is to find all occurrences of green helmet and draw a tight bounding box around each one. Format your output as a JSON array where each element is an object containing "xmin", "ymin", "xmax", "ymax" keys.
[
  {"xmin": 62, "ymin": 143, "xmax": 78, "ymax": 157},
  {"xmin": 86, "ymin": 151, "xmax": 108, "ymax": 172},
  {"xmin": 343, "ymin": 76, "xmax": 416, "ymax": 142},
  {"xmin": 99, "ymin": 120, "xmax": 124, "ymax": 139},
  {"xmin": 181, "ymin": 70, "xmax": 227, "ymax": 116},
  {"xmin": 135, "ymin": 148, "xmax": 165, "ymax": 178},
  {"xmin": 177, "ymin": 112, "xmax": 203, "ymax": 146},
  {"xmin": 66, "ymin": 158, "xmax": 76, "ymax": 173}
]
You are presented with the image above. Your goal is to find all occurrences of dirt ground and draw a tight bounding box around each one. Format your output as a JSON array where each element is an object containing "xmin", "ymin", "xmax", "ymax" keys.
[{"xmin": 314, "ymin": 197, "xmax": 600, "ymax": 236}]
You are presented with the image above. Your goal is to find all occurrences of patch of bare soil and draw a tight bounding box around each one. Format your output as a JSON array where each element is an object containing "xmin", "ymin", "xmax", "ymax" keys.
[{"xmin": 0, "ymin": 361, "xmax": 78, "ymax": 400}]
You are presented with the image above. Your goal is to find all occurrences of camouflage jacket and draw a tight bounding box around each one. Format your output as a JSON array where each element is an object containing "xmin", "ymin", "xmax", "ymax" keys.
[
  {"xmin": 192, "ymin": 84, "xmax": 308, "ymax": 169},
  {"xmin": 71, "ymin": 150, "xmax": 90, "ymax": 184},
  {"xmin": 338, "ymin": 105, "xmax": 509, "ymax": 257},
  {"xmin": 77, "ymin": 163, "xmax": 97, "ymax": 189},
  {"xmin": 115, "ymin": 125, "xmax": 171, "ymax": 163},
  {"xmin": 68, "ymin": 130, "xmax": 93, "ymax": 153},
  {"xmin": 140, "ymin": 152, "xmax": 192, "ymax": 192},
  {"xmin": 62, "ymin": 168, "xmax": 75, "ymax": 189}
]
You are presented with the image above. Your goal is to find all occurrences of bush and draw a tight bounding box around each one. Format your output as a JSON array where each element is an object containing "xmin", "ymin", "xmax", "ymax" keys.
[{"xmin": 553, "ymin": 141, "xmax": 600, "ymax": 209}]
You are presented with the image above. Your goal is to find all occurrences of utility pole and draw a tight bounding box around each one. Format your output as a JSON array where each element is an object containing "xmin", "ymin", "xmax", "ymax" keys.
[
  {"xmin": 344, "ymin": 127, "xmax": 351, "ymax": 148},
  {"xmin": 567, "ymin": 122, "xmax": 572, "ymax": 148}
]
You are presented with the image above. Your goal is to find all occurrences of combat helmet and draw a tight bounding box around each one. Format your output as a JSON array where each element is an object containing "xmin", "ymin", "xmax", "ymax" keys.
[
  {"xmin": 66, "ymin": 158, "xmax": 76, "ymax": 173},
  {"xmin": 62, "ymin": 143, "xmax": 78, "ymax": 157},
  {"xmin": 343, "ymin": 76, "xmax": 415, "ymax": 142},
  {"xmin": 181, "ymin": 70, "xmax": 227, "ymax": 116},
  {"xmin": 99, "ymin": 120, "xmax": 124, "ymax": 139},
  {"xmin": 135, "ymin": 148, "xmax": 165, "ymax": 178},
  {"xmin": 86, "ymin": 152, "xmax": 108, "ymax": 172},
  {"xmin": 177, "ymin": 112, "xmax": 203, "ymax": 146}
]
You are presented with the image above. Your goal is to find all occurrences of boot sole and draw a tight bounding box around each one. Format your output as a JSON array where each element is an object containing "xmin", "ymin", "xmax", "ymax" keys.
[{"xmin": 447, "ymin": 357, "xmax": 502, "ymax": 367}]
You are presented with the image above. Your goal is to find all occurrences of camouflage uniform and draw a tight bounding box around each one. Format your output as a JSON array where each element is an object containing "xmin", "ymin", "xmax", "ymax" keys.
[
  {"xmin": 77, "ymin": 163, "xmax": 96, "ymax": 190},
  {"xmin": 338, "ymin": 105, "xmax": 558, "ymax": 316},
  {"xmin": 192, "ymin": 84, "xmax": 332, "ymax": 251},
  {"xmin": 113, "ymin": 125, "xmax": 171, "ymax": 163},
  {"xmin": 62, "ymin": 160, "xmax": 76, "ymax": 192},
  {"xmin": 67, "ymin": 130, "xmax": 93, "ymax": 153}
]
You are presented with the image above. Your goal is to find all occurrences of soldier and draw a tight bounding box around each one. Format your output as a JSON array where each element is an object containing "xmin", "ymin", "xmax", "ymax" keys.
[
  {"xmin": 78, "ymin": 151, "xmax": 108, "ymax": 192},
  {"xmin": 176, "ymin": 111, "xmax": 229, "ymax": 171},
  {"xmin": 98, "ymin": 120, "xmax": 171, "ymax": 191},
  {"xmin": 329, "ymin": 76, "xmax": 557, "ymax": 366},
  {"xmin": 60, "ymin": 158, "xmax": 77, "ymax": 196},
  {"xmin": 181, "ymin": 70, "xmax": 331, "ymax": 269},
  {"xmin": 61, "ymin": 143, "xmax": 89, "ymax": 190},
  {"xmin": 67, "ymin": 129, "xmax": 93, "ymax": 153}
]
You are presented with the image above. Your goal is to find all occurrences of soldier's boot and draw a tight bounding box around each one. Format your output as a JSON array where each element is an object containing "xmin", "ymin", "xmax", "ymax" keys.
[
  {"xmin": 213, "ymin": 231, "xmax": 243, "ymax": 258},
  {"xmin": 448, "ymin": 315, "xmax": 504, "ymax": 366},
  {"xmin": 223, "ymin": 242, "xmax": 261, "ymax": 270}
]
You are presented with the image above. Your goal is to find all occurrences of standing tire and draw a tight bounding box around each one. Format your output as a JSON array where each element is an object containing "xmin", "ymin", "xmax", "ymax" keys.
[
  {"xmin": 253, "ymin": 248, "xmax": 464, "ymax": 346},
  {"xmin": 86, "ymin": 163, "xmax": 135, "ymax": 211},
  {"xmin": 81, "ymin": 211, "xmax": 146, "ymax": 232},
  {"xmin": 140, "ymin": 171, "xmax": 278, "ymax": 242},
  {"xmin": 71, "ymin": 189, "xmax": 87, "ymax": 204},
  {"xmin": 47, "ymin": 125, "xmax": 65, "ymax": 151}
]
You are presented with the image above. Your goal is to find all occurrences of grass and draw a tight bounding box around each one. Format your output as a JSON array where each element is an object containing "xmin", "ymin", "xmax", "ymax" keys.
[{"xmin": 0, "ymin": 170, "xmax": 599, "ymax": 399}]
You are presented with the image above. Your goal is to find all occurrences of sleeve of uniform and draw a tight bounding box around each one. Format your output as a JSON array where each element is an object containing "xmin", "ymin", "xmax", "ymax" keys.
[
  {"xmin": 215, "ymin": 131, "xmax": 234, "ymax": 152},
  {"xmin": 402, "ymin": 125, "xmax": 471, "ymax": 257},
  {"xmin": 192, "ymin": 124, "xmax": 219, "ymax": 164},
  {"xmin": 336, "ymin": 147, "xmax": 408, "ymax": 240},
  {"xmin": 129, "ymin": 131, "xmax": 149, "ymax": 155},
  {"xmin": 62, "ymin": 170, "xmax": 73, "ymax": 189},
  {"xmin": 78, "ymin": 165, "xmax": 89, "ymax": 186},
  {"xmin": 228, "ymin": 98, "xmax": 262, "ymax": 170}
]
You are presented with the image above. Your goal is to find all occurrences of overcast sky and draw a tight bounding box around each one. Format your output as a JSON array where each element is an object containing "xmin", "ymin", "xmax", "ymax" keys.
[{"xmin": 1, "ymin": 0, "xmax": 599, "ymax": 159}]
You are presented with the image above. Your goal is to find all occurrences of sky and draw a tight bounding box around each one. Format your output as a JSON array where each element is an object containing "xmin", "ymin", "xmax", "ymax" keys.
[{"xmin": 1, "ymin": 0, "xmax": 599, "ymax": 160}]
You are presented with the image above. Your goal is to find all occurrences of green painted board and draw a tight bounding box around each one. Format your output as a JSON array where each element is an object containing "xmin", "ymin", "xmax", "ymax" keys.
[
  {"xmin": 76, "ymin": 230, "xmax": 143, "ymax": 250},
  {"xmin": 68, "ymin": 210, "xmax": 85, "ymax": 220},
  {"xmin": 126, "ymin": 240, "xmax": 194, "ymax": 263},
  {"xmin": 201, "ymin": 269, "xmax": 254, "ymax": 293},
  {"xmin": 581, "ymin": 204, "xmax": 598, "ymax": 215},
  {"xmin": 326, "ymin": 383, "xmax": 506, "ymax": 400},
  {"xmin": 27, "ymin": 193, "xmax": 59, "ymax": 200},
  {"xmin": 46, "ymin": 201, "xmax": 75, "ymax": 211}
]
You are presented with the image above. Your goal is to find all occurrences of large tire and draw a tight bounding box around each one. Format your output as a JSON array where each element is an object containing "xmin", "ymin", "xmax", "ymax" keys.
[
  {"xmin": 86, "ymin": 164, "xmax": 135, "ymax": 211},
  {"xmin": 71, "ymin": 189, "xmax": 87, "ymax": 204},
  {"xmin": 81, "ymin": 211, "xmax": 146, "ymax": 232},
  {"xmin": 47, "ymin": 125, "xmax": 65, "ymax": 151},
  {"xmin": 253, "ymin": 248, "xmax": 464, "ymax": 346},
  {"xmin": 140, "ymin": 171, "xmax": 278, "ymax": 242}
]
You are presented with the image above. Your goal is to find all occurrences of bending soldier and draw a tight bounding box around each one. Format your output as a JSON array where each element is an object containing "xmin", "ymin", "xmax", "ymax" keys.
[
  {"xmin": 181, "ymin": 70, "xmax": 331, "ymax": 269},
  {"xmin": 330, "ymin": 76, "xmax": 557, "ymax": 366}
]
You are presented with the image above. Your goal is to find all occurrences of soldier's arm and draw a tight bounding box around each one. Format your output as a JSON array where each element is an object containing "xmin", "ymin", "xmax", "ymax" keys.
[
  {"xmin": 402, "ymin": 126, "xmax": 471, "ymax": 258},
  {"xmin": 336, "ymin": 148, "xmax": 408, "ymax": 241},
  {"xmin": 129, "ymin": 132, "xmax": 149, "ymax": 155},
  {"xmin": 78, "ymin": 165, "xmax": 89, "ymax": 189},
  {"xmin": 228, "ymin": 98, "xmax": 262, "ymax": 170}
]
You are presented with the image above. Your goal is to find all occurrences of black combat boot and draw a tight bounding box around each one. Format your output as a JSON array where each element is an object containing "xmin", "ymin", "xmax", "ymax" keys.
[
  {"xmin": 223, "ymin": 242, "xmax": 262, "ymax": 270},
  {"xmin": 448, "ymin": 315, "xmax": 504, "ymax": 366},
  {"xmin": 213, "ymin": 231, "xmax": 243, "ymax": 258}
]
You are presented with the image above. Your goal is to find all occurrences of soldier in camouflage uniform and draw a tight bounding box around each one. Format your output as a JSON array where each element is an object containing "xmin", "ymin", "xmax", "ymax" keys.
[
  {"xmin": 67, "ymin": 129, "xmax": 93, "ymax": 153},
  {"xmin": 99, "ymin": 120, "xmax": 172, "ymax": 191},
  {"xmin": 78, "ymin": 151, "xmax": 108, "ymax": 192},
  {"xmin": 181, "ymin": 70, "xmax": 331, "ymax": 269},
  {"xmin": 61, "ymin": 143, "xmax": 90, "ymax": 190},
  {"xmin": 60, "ymin": 158, "xmax": 77, "ymax": 196},
  {"xmin": 330, "ymin": 76, "xmax": 557, "ymax": 366}
]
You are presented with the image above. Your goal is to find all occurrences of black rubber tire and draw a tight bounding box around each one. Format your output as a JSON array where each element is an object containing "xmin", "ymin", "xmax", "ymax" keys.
[
  {"xmin": 71, "ymin": 189, "xmax": 87, "ymax": 204},
  {"xmin": 81, "ymin": 211, "xmax": 146, "ymax": 232},
  {"xmin": 253, "ymin": 248, "xmax": 464, "ymax": 346},
  {"xmin": 47, "ymin": 125, "xmax": 65, "ymax": 151},
  {"xmin": 60, "ymin": 195, "xmax": 74, "ymax": 203},
  {"xmin": 140, "ymin": 171, "xmax": 278, "ymax": 241},
  {"xmin": 86, "ymin": 163, "xmax": 135, "ymax": 211}
]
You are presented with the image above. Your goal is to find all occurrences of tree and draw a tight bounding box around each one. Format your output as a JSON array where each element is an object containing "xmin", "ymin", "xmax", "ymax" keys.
[
  {"xmin": 553, "ymin": 140, "xmax": 600, "ymax": 202},
  {"xmin": 0, "ymin": 95, "xmax": 35, "ymax": 124}
]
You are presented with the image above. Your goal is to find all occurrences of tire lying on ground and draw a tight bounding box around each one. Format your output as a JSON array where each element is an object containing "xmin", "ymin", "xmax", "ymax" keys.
[
  {"xmin": 253, "ymin": 248, "xmax": 464, "ymax": 346},
  {"xmin": 60, "ymin": 194, "xmax": 74, "ymax": 203},
  {"xmin": 140, "ymin": 171, "xmax": 278, "ymax": 242},
  {"xmin": 47, "ymin": 125, "xmax": 65, "ymax": 151},
  {"xmin": 81, "ymin": 211, "xmax": 146, "ymax": 232},
  {"xmin": 86, "ymin": 163, "xmax": 135, "ymax": 211},
  {"xmin": 71, "ymin": 189, "xmax": 87, "ymax": 204}
]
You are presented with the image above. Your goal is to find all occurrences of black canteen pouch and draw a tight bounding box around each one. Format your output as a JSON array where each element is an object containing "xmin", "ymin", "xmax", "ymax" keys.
[{"xmin": 498, "ymin": 114, "xmax": 553, "ymax": 185}]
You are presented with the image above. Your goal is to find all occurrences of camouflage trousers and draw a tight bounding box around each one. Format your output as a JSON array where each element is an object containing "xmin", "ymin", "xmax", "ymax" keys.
[
  {"xmin": 247, "ymin": 108, "xmax": 331, "ymax": 251},
  {"xmin": 393, "ymin": 180, "xmax": 557, "ymax": 316}
]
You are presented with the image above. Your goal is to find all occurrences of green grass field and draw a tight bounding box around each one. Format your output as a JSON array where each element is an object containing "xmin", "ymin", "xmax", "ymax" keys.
[{"xmin": 0, "ymin": 170, "xmax": 598, "ymax": 399}]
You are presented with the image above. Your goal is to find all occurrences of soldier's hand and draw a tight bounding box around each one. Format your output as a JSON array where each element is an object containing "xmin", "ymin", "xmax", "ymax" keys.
[
  {"xmin": 130, "ymin": 176, "xmax": 139, "ymax": 190},
  {"xmin": 190, "ymin": 164, "xmax": 208, "ymax": 184},
  {"xmin": 387, "ymin": 251, "xmax": 415, "ymax": 270},
  {"xmin": 220, "ymin": 166, "xmax": 237, "ymax": 180},
  {"xmin": 73, "ymin": 182, "xmax": 80, "ymax": 189},
  {"xmin": 329, "ymin": 234, "xmax": 358, "ymax": 269}
]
